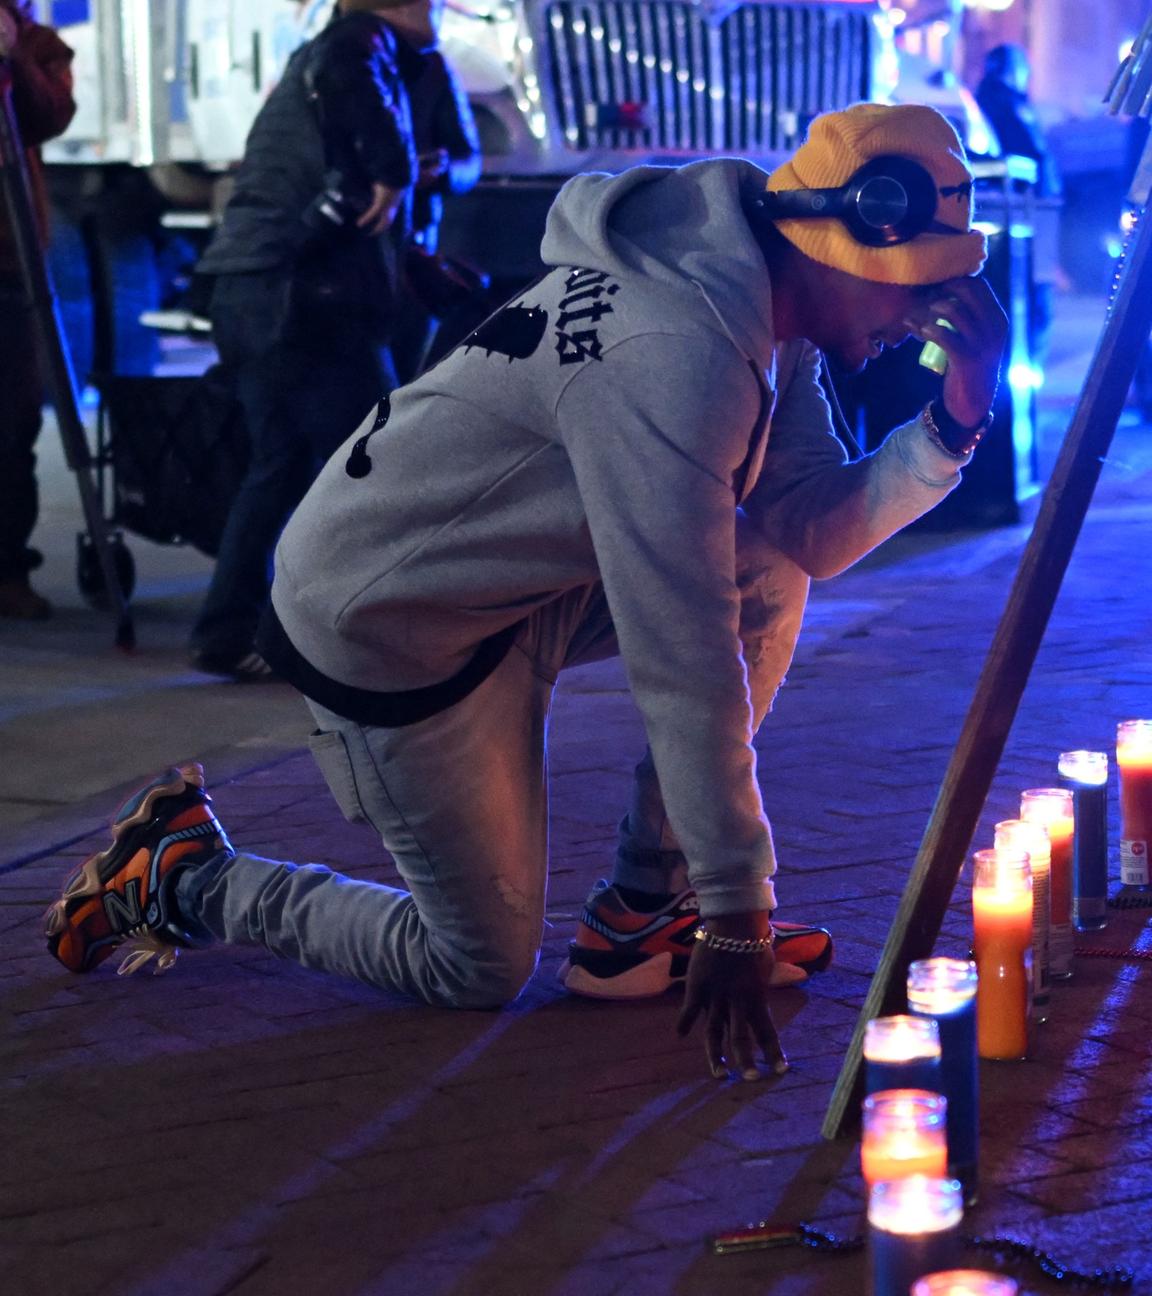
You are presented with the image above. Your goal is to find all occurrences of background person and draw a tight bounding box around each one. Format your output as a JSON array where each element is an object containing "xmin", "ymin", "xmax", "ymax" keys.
[
  {"xmin": 47, "ymin": 105, "xmax": 1005, "ymax": 1081},
  {"xmin": 0, "ymin": 0, "xmax": 74, "ymax": 620},
  {"xmin": 391, "ymin": 42, "xmax": 481, "ymax": 384},
  {"xmin": 187, "ymin": 0, "xmax": 434, "ymax": 681},
  {"xmin": 975, "ymin": 42, "xmax": 1062, "ymax": 380}
]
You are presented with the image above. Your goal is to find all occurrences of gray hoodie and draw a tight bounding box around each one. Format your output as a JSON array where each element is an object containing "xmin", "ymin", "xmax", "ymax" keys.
[{"xmin": 271, "ymin": 157, "xmax": 968, "ymax": 917}]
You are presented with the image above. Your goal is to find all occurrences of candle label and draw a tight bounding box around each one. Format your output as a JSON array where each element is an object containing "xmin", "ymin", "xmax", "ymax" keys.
[
  {"xmin": 1121, "ymin": 839, "xmax": 1150, "ymax": 886},
  {"xmin": 1050, "ymin": 922, "xmax": 1074, "ymax": 978},
  {"xmin": 1032, "ymin": 868, "xmax": 1051, "ymax": 1001}
]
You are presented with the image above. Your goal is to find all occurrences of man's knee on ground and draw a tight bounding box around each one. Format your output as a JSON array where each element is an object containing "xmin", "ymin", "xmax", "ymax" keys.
[{"xmin": 430, "ymin": 944, "xmax": 540, "ymax": 1010}]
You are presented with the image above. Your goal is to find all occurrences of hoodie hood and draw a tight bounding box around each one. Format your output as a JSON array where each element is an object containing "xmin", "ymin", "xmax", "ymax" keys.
[{"xmin": 540, "ymin": 158, "xmax": 778, "ymax": 368}]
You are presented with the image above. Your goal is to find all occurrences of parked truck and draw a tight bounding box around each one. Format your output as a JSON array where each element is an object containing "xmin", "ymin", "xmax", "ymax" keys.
[{"xmin": 43, "ymin": 0, "xmax": 898, "ymax": 176}]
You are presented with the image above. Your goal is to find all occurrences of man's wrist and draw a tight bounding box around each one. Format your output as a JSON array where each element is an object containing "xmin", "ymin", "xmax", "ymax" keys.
[
  {"xmin": 924, "ymin": 399, "xmax": 990, "ymax": 458},
  {"xmin": 703, "ymin": 910, "xmax": 773, "ymax": 941}
]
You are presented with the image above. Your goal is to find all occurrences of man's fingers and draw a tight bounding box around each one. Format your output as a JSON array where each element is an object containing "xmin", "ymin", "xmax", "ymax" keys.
[
  {"xmin": 728, "ymin": 1007, "xmax": 759, "ymax": 1080},
  {"xmin": 749, "ymin": 999, "xmax": 788, "ymax": 1075},
  {"xmin": 928, "ymin": 296, "xmax": 981, "ymax": 344},
  {"xmin": 355, "ymin": 197, "xmax": 387, "ymax": 230},
  {"xmin": 676, "ymin": 995, "xmax": 703, "ymax": 1038}
]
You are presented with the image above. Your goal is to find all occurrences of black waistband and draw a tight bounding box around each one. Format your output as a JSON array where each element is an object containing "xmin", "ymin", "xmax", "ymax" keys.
[{"xmin": 256, "ymin": 605, "xmax": 522, "ymax": 728}]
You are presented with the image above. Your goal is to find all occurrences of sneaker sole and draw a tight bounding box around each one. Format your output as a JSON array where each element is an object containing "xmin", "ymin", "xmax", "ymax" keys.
[
  {"xmin": 560, "ymin": 952, "xmax": 679, "ymax": 999},
  {"xmin": 559, "ymin": 952, "xmax": 809, "ymax": 1000},
  {"xmin": 44, "ymin": 764, "xmax": 205, "ymax": 941}
]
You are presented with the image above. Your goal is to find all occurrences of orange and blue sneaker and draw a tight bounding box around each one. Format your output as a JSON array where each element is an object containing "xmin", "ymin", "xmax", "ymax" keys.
[
  {"xmin": 559, "ymin": 880, "xmax": 833, "ymax": 999},
  {"xmin": 44, "ymin": 763, "xmax": 233, "ymax": 977}
]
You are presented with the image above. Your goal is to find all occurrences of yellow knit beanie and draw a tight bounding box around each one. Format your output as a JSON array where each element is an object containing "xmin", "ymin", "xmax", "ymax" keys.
[{"xmin": 766, "ymin": 103, "xmax": 987, "ymax": 285}]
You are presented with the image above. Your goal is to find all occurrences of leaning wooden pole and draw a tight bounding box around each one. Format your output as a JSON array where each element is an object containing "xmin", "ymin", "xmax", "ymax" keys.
[{"xmin": 822, "ymin": 40, "xmax": 1152, "ymax": 1139}]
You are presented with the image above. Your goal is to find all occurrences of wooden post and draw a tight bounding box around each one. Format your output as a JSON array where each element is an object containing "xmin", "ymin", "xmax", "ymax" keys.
[{"xmin": 822, "ymin": 130, "xmax": 1152, "ymax": 1141}]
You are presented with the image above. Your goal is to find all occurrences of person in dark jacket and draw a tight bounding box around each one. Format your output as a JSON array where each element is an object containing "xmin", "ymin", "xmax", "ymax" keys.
[
  {"xmin": 0, "ymin": 0, "xmax": 75, "ymax": 619},
  {"xmin": 975, "ymin": 43, "xmax": 1061, "ymax": 383},
  {"xmin": 390, "ymin": 44, "xmax": 481, "ymax": 384},
  {"xmin": 189, "ymin": 0, "xmax": 432, "ymax": 681},
  {"xmin": 975, "ymin": 44, "xmax": 1060, "ymax": 199}
]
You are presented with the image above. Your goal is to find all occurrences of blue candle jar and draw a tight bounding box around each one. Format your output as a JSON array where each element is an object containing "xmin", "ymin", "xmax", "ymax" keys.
[
  {"xmin": 907, "ymin": 958, "xmax": 980, "ymax": 1205},
  {"xmin": 868, "ymin": 1176, "xmax": 964, "ymax": 1296},
  {"xmin": 1059, "ymin": 750, "xmax": 1110, "ymax": 931},
  {"xmin": 864, "ymin": 1015, "xmax": 942, "ymax": 1097}
]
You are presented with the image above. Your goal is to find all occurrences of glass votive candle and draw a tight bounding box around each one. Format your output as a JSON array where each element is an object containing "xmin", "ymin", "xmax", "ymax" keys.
[
  {"xmin": 912, "ymin": 1271, "xmax": 1018, "ymax": 1296},
  {"xmin": 994, "ymin": 819, "xmax": 1050, "ymax": 1015},
  {"xmin": 868, "ymin": 1176, "xmax": 964, "ymax": 1296},
  {"xmin": 1059, "ymin": 750, "xmax": 1109, "ymax": 932},
  {"xmin": 971, "ymin": 848, "xmax": 1032, "ymax": 1061},
  {"xmin": 864, "ymin": 1015, "xmax": 942, "ymax": 1095},
  {"xmin": 862, "ymin": 1090, "xmax": 948, "ymax": 1188},
  {"xmin": 907, "ymin": 958, "xmax": 979, "ymax": 1202},
  {"xmin": 1021, "ymin": 788, "xmax": 1074, "ymax": 980},
  {"xmin": 1117, "ymin": 720, "xmax": 1152, "ymax": 890}
]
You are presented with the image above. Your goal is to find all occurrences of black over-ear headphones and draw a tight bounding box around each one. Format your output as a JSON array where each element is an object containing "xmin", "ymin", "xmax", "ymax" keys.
[{"xmin": 756, "ymin": 155, "xmax": 966, "ymax": 247}]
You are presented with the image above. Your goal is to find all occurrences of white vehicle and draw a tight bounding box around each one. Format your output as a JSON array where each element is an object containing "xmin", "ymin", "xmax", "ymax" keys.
[{"xmin": 43, "ymin": 0, "xmax": 897, "ymax": 176}]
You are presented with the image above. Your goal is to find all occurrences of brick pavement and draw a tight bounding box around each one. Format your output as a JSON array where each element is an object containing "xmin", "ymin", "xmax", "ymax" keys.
[{"xmin": 5, "ymin": 416, "xmax": 1152, "ymax": 1295}]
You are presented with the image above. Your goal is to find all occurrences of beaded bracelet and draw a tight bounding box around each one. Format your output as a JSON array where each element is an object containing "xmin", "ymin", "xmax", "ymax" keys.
[{"xmin": 695, "ymin": 928, "xmax": 774, "ymax": 954}]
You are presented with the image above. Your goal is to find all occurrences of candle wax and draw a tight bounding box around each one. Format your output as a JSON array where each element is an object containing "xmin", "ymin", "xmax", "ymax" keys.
[
  {"xmin": 1118, "ymin": 746, "xmax": 1152, "ymax": 885},
  {"xmin": 1048, "ymin": 816, "xmax": 1074, "ymax": 975},
  {"xmin": 972, "ymin": 887, "xmax": 1031, "ymax": 1060},
  {"xmin": 862, "ymin": 1137, "xmax": 948, "ymax": 1187}
]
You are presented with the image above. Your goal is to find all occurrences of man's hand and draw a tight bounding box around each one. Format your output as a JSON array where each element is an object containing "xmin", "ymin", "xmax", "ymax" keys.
[
  {"xmin": 906, "ymin": 276, "xmax": 1008, "ymax": 429},
  {"xmin": 355, "ymin": 182, "xmax": 405, "ymax": 236},
  {"xmin": 677, "ymin": 911, "xmax": 788, "ymax": 1081},
  {"xmin": 417, "ymin": 148, "xmax": 450, "ymax": 190}
]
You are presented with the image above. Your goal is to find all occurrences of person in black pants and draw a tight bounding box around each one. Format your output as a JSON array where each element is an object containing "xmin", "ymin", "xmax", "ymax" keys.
[
  {"xmin": 390, "ymin": 45, "xmax": 480, "ymax": 385},
  {"xmin": 189, "ymin": 0, "xmax": 434, "ymax": 680},
  {"xmin": 0, "ymin": 0, "xmax": 74, "ymax": 620}
]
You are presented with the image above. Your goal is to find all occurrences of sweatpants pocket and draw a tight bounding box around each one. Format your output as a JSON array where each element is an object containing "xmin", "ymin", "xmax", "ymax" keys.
[{"xmin": 308, "ymin": 729, "xmax": 369, "ymax": 825}]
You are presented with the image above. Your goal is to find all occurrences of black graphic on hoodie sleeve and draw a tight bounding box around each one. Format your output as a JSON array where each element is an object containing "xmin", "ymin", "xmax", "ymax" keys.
[{"xmin": 463, "ymin": 303, "xmax": 549, "ymax": 361}]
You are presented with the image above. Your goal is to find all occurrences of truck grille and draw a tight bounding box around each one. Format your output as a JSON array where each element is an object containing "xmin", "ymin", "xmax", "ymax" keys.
[{"xmin": 542, "ymin": 1, "xmax": 872, "ymax": 154}]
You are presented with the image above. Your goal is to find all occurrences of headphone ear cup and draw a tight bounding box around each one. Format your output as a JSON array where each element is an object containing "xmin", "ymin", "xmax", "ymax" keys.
[{"xmin": 841, "ymin": 156, "xmax": 940, "ymax": 246}]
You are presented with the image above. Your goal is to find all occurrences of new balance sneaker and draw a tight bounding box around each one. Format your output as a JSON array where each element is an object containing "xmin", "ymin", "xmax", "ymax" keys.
[
  {"xmin": 559, "ymin": 880, "xmax": 833, "ymax": 1000},
  {"xmin": 45, "ymin": 763, "xmax": 233, "ymax": 976}
]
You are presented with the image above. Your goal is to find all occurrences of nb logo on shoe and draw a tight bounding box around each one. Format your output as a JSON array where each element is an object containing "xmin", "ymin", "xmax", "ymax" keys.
[{"xmin": 103, "ymin": 879, "xmax": 144, "ymax": 932}]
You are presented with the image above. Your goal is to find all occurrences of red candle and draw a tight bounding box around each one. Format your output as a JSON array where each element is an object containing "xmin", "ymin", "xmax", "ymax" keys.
[{"xmin": 1118, "ymin": 720, "xmax": 1152, "ymax": 888}]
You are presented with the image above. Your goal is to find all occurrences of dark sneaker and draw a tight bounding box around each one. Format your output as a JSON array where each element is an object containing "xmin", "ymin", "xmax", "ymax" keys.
[
  {"xmin": 44, "ymin": 763, "xmax": 233, "ymax": 976},
  {"xmin": 559, "ymin": 881, "xmax": 833, "ymax": 999},
  {"xmin": 190, "ymin": 649, "xmax": 277, "ymax": 683}
]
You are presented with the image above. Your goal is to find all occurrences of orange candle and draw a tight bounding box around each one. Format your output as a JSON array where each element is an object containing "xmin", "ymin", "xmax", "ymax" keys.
[
  {"xmin": 994, "ymin": 819, "xmax": 1049, "ymax": 1014},
  {"xmin": 862, "ymin": 1090, "xmax": 949, "ymax": 1187},
  {"xmin": 971, "ymin": 847, "xmax": 1032, "ymax": 1061},
  {"xmin": 1021, "ymin": 789, "xmax": 1074, "ymax": 980},
  {"xmin": 912, "ymin": 1272, "xmax": 1018, "ymax": 1296},
  {"xmin": 1117, "ymin": 720, "xmax": 1152, "ymax": 888}
]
